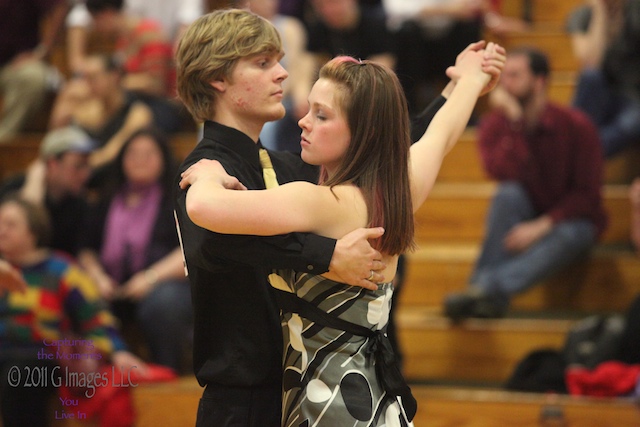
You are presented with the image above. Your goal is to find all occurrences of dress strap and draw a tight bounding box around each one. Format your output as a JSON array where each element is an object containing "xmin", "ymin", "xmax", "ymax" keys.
[{"xmin": 274, "ymin": 289, "xmax": 417, "ymax": 421}]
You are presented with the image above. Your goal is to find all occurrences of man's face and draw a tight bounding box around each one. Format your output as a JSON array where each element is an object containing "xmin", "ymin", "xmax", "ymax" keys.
[
  {"xmin": 90, "ymin": 9, "xmax": 120, "ymax": 34},
  {"xmin": 47, "ymin": 152, "xmax": 91, "ymax": 197},
  {"xmin": 82, "ymin": 57, "xmax": 117, "ymax": 98},
  {"xmin": 213, "ymin": 52, "xmax": 288, "ymax": 129},
  {"xmin": 499, "ymin": 54, "xmax": 537, "ymax": 104},
  {"xmin": 312, "ymin": 0, "xmax": 356, "ymax": 29}
]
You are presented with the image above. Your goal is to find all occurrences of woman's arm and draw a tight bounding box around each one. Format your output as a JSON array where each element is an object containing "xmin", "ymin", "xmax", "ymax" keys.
[
  {"xmin": 180, "ymin": 160, "xmax": 359, "ymax": 239},
  {"xmin": 77, "ymin": 248, "xmax": 118, "ymax": 300},
  {"xmin": 119, "ymin": 248, "xmax": 187, "ymax": 300},
  {"xmin": 89, "ymin": 102, "xmax": 153, "ymax": 169},
  {"xmin": 409, "ymin": 44, "xmax": 495, "ymax": 209},
  {"xmin": 281, "ymin": 18, "xmax": 315, "ymax": 121}
]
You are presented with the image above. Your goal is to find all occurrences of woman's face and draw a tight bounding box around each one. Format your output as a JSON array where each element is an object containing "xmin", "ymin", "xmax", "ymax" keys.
[
  {"xmin": 122, "ymin": 135, "xmax": 165, "ymax": 185},
  {"xmin": 298, "ymin": 78, "xmax": 351, "ymax": 175},
  {"xmin": 0, "ymin": 202, "xmax": 36, "ymax": 259}
]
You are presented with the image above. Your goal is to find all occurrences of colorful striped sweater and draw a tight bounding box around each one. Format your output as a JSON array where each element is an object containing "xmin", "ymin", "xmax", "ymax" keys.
[{"xmin": 0, "ymin": 252, "xmax": 126, "ymax": 359}]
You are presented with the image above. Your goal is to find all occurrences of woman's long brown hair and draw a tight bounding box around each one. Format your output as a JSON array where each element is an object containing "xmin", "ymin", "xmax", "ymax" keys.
[{"xmin": 318, "ymin": 57, "xmax": 415, "ymax": 255}]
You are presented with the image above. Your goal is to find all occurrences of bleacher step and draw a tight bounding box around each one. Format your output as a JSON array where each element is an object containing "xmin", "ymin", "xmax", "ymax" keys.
[
  {"xmin": 397, "ymin": 306, "xmax": 572, "ymax": 383},
  {"xmin": 127, "ymin": 377, "xmax": 640, "ymax": 427},
  {"xmin": 414, "ymin": 385, "xmax": 640, "ymax": 427},
  {"xmin": 416, "ymin": 182, "xmax": 631, "ymax": 245},
  {"xmin": 401, "ymin": 243, "xmax": 640, "ymax": 314}
]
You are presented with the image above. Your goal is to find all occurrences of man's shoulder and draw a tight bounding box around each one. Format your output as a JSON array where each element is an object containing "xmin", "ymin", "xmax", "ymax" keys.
[
  {"xmin": 0, "ymin": 174, "xmax": 26, "ymax": 199},
  {"xmin": 547, "ymin": 103, "xmax": 595, "ymax": 127},
  {"xmin": 180, "ymin": 138, "xmax": 239, "ymax": 170}
]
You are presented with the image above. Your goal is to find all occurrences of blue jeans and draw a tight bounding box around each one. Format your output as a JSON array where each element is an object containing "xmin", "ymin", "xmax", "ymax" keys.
[
  {"xmin": 470, "ymin": 182, "xmax": 597, "ymax": 310},
  {"xmin": 572, "ymin": 68, "xmax": 640, "ymax": 157},
  {"xmin": 137, "ymin": 279, "xmax": 193, "ymax": 372}
]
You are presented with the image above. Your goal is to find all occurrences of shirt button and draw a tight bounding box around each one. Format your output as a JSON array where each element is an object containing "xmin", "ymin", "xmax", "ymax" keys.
[{"xmin": 307, "ymin": 264, "xmax": 314, "ymax": 271}]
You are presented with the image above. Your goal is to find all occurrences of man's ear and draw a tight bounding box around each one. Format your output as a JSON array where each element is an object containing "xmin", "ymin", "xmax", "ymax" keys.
[{"xmin": 210, "ymin": 79, "xmax": 226, "ymax": 92}]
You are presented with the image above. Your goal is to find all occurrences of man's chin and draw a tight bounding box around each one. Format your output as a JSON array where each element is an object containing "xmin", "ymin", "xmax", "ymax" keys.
[{"xmin": 265, "ymin": 107, "xmax": 286, "ymax": 122}]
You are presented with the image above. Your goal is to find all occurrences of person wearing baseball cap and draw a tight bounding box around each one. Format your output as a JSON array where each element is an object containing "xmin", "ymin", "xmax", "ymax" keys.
[
  {"xmin": 0, "ymin": 126, "xmax": 95, "ymax": 256},
  {"xmin": 39, "ymin": 125, "xmax": 96, "ymax": 158}
]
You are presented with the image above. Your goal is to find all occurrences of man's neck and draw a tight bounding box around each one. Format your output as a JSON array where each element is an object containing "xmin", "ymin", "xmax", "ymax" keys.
[
  {"xmin": 212, "ymin": 113, "xmax": 263, "ymax": 143},
  {"xmin": 522, "ymin": 92, "xmax": 547, "ymax": 130}
]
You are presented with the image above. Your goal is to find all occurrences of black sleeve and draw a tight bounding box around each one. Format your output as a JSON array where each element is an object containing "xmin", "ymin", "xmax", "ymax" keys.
[
  {"xmin": 410, "ymin": 95, "xmax": 447, "ymax": 143},
  {"xmin": 204, "ymin": 232, "xmax": 334, "ymax": 273}
]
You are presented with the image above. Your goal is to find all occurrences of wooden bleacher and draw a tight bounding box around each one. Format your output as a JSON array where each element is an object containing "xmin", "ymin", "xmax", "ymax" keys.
[
  {"xmin": 128, "ymin": 377, "xmax": 640, "ymax": 427},
  {"xmin": 4, "ymin": 0, "xmax": 640, "ymax": 425},
  {"xmin": 396, "ymin": 0, "xmax": 640, "ymax": 424}
]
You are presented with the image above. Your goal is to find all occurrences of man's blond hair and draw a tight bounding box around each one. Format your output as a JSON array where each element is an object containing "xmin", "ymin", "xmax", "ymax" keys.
[{"xmin": 175, "ymin": 9, "xmax": 283, "ymax": 122}]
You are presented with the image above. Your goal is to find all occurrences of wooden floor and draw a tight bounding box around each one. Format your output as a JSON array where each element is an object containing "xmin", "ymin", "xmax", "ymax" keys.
[{"xmin": 127, "ymin": 377, "xmax": 640, "ymax": 427}]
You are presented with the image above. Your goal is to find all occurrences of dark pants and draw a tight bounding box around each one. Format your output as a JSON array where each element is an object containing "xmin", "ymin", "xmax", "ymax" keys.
[
  {"xmin": 196, "ymin": 383, "xmax": 281, "ymax": 427},
  {"xmin": 0, "ymin": 357, "xmax": 56, "ymax": 427}
]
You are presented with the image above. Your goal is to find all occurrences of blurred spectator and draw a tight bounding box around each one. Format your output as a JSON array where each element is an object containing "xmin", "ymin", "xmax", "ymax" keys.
[
  {"xmin": 567, "ymin": 0, "xmax": 640, "ymax": 157},
  {"xmin": 0, "ymin": 0, "xmax": 69, "ymax": 142},
  {"xmin": 444, "ymin": 47, "xmax": 608, "ymax": 320},
  {"xmin": 306, "ymin": 0, "xmax": 396, "ymax": 71},
  {"xmin": 49, "ymin": 54, "xmax": 155, "ymax": 174},
  {"xmin": 78, "ymin": 128, "xmax": 192, "ymax": 373},
  {"xmin": 77, "ymin": 0, "xmax": 176, "ymax": 99},
  {"xmin": 383, "ymin": 0, "xmax": 528, "ymax": 114},
  {"xmin": 0, "ymin": 195, "xmax": 146, "ymax": 427},
  {"xmin": 0, "ymin": 126, "xmax": 94, "ymax": 257},
  {"xmin": 249, "ymin": 0, "xmax": 315, "ymax": 153},
  {"xmin": 66, "ymin": 0, "xmax": 204, "ymax": 75}
]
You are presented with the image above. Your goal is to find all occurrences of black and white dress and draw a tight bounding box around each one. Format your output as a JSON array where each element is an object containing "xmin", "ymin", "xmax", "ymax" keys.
[{"xmin": 269, "ymin": 271, "xmax": 415, "ymax": 427}]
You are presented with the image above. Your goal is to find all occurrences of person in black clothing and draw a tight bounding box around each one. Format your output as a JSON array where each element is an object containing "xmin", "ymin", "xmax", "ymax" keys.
[
  {"xmin": 174, "ymin": 8, "xmax": 503, "ymax": 427},
  {"xmin": 174, "ymin": 10, "xmax": 391, "ymax": 427}
]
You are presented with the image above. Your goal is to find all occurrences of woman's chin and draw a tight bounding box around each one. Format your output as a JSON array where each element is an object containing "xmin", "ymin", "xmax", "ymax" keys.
[{"xmin": 300, "ymin": 150, "xmax": 318, "ymax": 166}]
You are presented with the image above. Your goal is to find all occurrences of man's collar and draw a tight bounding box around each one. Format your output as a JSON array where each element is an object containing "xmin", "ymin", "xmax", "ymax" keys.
[{"xmin": 203, "ymin": 121, "xmax": 263, "ymax": 164}]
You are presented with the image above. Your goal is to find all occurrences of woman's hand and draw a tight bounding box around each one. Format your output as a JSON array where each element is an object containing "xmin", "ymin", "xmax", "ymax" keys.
[
  {"xmin": 445, "ymin": 44, "xmax": 492, "ymax": 89},
  {"xmin": 0, "ymin": 260, "xmax": 27, "ymax": 296},
  {"xmin": 95, "ymin": 272, "xmax": 119, "ymax": 301},
  {"xmin": 179, "ymin": 159, "xmax": 247, "ymax": 191},
  {"xmin": 112, "ymin": 350, "xmax": 149, "ymax": 376},
  {"xmin": 118, "ymin": 270, "xmax": 156, "ymax": 301},
  {"xmin": 444, "ymin": 41, "xmax": 506, "ymax": 97}
]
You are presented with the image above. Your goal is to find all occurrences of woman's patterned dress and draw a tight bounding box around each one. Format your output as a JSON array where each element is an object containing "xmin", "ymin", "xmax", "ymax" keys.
[{"xmin": 268, "ymin": 270, "xmax": 415, "ymax": 427}]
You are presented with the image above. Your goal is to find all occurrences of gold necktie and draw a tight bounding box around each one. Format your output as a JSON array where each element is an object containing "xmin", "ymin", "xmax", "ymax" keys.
[{"xmin": 259, "ymin": 148, "xmax": 279, "ymax": 189}]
